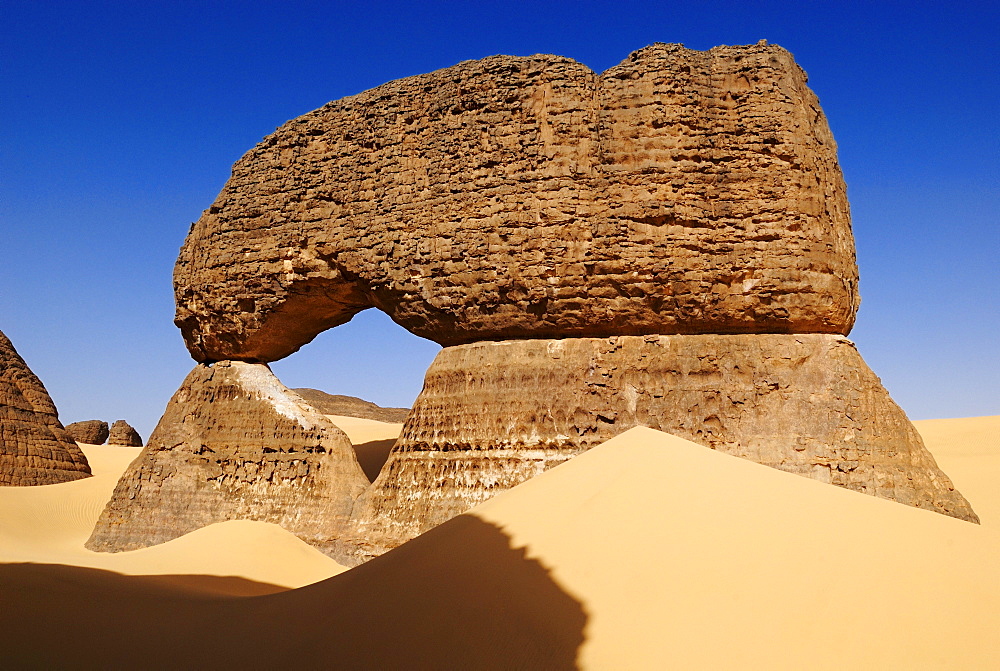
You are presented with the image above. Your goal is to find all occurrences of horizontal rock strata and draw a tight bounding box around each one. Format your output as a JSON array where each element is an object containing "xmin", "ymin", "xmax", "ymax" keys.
[
  {"xmin": 0, "ymin": 330, "xmax": 91, "ymax": 486},
  {"xmin": 86, "ymin": 361, "xmax": 369, "ymax": 561},
  {"xmin": 175, "ymin": 41, "xmax": 858, "ymax": 362},
  {"xmin": 348, "ymin": 334, "xmax": 977, "ymax": 560}
]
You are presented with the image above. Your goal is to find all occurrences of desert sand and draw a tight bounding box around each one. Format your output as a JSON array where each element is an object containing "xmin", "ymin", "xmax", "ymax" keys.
[
  {"xmin": 0, "ymin": 441, "xmax": 348, "ymax": 592},
  {"xmin": 0, "ymin": 415, "xmax": 997, "ymax": 668}
]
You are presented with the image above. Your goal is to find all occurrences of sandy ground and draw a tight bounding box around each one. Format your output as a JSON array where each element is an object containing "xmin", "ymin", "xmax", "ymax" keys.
[
  {"xmin": 0, "ymin": 415, "xmax": 996, "ymax": 668},
  {"xmin": 0, "ymin": 442, "xmax": 348, "ymax": 592}
]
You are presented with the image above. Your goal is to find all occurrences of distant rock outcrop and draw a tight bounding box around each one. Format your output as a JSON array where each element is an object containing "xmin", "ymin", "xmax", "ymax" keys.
[
  {"xmin": 292, "ymin": 389, "xmax": 409, "ymax": 423},
  {"xmin": 0, "ymin": 330, "xmax": 91, "ymax": 486},
  {"xmin": 65, "ymin": 420, "xmax": 109, "ymax": 446},
  {"xmin": 107, "ymin": 420, "xmax": 143, "ymax": 447},
  {"xmin": 87, "ymin": 361, "xmax": 369, "ymax": 561}
]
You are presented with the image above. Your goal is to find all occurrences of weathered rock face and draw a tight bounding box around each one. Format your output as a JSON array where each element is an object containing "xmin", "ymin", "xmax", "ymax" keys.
[
  {"xmin": 347, "ymin": 334, "xmax": 978, "ymax": 560},
  {"xmin": 292, "ymin": 389, "xmax": 409, "ymax": 423},
  {"xmin": 0, "ymin": 330, "xmax": 91, "ymax": 486},
  {"xmin": 65, "ymin": 420, "xmax": 109, "ymax": 445},
  {"xmin": 115, "ymin": 43, "xmax": 972, "ymax": 561},
  {"xmin": 107, "ymin": 420, "xmax": 143, "ymax": 447},
  {"xmin": 175, "ymin": 42, "xmax": 858, "ymax": 363},
  {"xmin": 86, "ymin": 361, "xmax": 369, "ymax": 561}
]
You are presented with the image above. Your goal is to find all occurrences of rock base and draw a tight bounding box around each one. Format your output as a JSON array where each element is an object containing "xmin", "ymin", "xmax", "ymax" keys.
[
  {"xmin": 86, "ymin": 361, "xmax": 369, "ymax": 562},
  {"xmin": 348, "ymin": 334, "xmax": 977, "ymax": 561}
]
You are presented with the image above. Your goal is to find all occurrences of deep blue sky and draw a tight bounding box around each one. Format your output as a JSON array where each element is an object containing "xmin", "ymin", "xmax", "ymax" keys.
[{"xmin": 2, "ymin": 1, "xmax": 997, "ymax": 438}]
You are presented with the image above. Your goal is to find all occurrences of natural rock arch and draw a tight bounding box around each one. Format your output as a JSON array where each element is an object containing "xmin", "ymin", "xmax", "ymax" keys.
[{"xmin": 90, "ymin": 42, "xmax": 976, "ymax": 561}]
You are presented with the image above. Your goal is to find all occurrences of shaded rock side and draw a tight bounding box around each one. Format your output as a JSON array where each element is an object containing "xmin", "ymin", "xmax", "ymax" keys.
[
  {"xmin": 176, "ymin": 41, "xmax": 858, "ymax": 363},
  {"xmin": 107, "ymin": 420, "xmax": 143, "ymax": 447},
  {"xmin": 348, "ymin": 334, "xmax": 977, "ymax": 560},
  {"xmin": 292, "ymin": 389, "xmax": 409, "ymax": 423},
  {"xmin": 86, "ymin": 361, "xmax": 369, "ymax": 561},
  {"xmin": 0, "ymin": 330, "xmax": 91, "ymax": 486},
  {"xmin": 65, "ymin": 420, "xmax": 109, "ymax": 445}
]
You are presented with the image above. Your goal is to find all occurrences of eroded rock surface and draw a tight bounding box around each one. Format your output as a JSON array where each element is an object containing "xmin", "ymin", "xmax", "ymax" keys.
[
  {"xmin": 107, "ymin": 420, "xmax": 143, "ymax": 447},
  {"xmin": 348, "ymin": 334, "xmax": 977, "ymax": 560},
  {"xmin": 293, "ymin": 389, "xmax": 409, "ymax": 423},
  {"xmin": 0, "ymin": 330, "xmax": 91, "ymax": 486},
  {"xmin": 176, "ymin": 42, "xmax": 858, "ymax": 363},
  {"xmin": 116, "ymin": 43, "xmax": 973, "ymax": 561},
  {"xmin": 87, "ymin": 361, "xmax": 369, "ymax": 560},
  {"xmin": 65, "ymin": 420, "xmax": 109, "ymax": 445}
]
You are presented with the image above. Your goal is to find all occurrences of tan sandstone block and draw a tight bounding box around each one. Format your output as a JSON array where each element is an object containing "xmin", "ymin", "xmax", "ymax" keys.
[
  {"xmin": 86, "ymin": 361, "xmax": 369, "ymax": 562},
  {"xmin": 347, "ymin": 335, "xmax": 977, "ymax": 562},
  {"xmin": 174, "ymin": 42, "xmax": 858, "ymax": 363}
]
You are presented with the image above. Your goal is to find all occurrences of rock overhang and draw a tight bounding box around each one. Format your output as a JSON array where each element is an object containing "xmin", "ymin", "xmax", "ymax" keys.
[{"xmin": 174, "ymin": 41, "xmax": 858, "ymax": 363}]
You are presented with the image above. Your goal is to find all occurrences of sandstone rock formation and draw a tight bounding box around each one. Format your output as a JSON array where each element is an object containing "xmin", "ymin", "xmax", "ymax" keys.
[
  {"xmin": 0, "ymin": 330, "xmax": 91, "ymax": 486},
  {"xmin": 91, "ymin": 42, "xmax": 976, "ymax": 559},
  {"xmin": 107, "ymin": 420, "xmax": 143, "ymax": 447},
  {"xmin": 348, "ymin": 334, "xmax": 977, "ymax": 559},
  {"xmin": 175, "ymin": 41, "xmax": 857, "ymax": 363},
  {"xmin": 87, "ymin": 361, "xmax": 369, "ymax": 561},
  {"xmin": 65, "ymin": 420, "xmax": 109, "ymax": 445},
  {"xmin": 292, "ymin": 389, "xmax": 409, "ymax": 423}
]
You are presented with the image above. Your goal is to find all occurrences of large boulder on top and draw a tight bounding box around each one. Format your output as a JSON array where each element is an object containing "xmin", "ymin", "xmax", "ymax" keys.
[
  {"xmin": 86, "ymin": 361, "xmax": 370, "ymax": 562},
  {"xmin": 175, "ymin": 42, "xmax": 858, "ymax": 363},
  {"xmin": 107, "ymin": 420, "xmax": 143, "ymax": 447},
  {"xmin": 65, "ymin": 420, "xmax": 109, "ymax": 445},
  {"xmin": 0, "ymin": 330, "xmax": 91, "ymax": 486}
]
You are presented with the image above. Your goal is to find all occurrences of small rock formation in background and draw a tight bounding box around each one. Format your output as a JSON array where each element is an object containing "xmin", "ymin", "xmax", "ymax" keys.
[
  {"xmin": 86, "ymin": 361, "xmax": 369, "ymax": 562},
  {"xmin": 292, "ymin": 389, "xmax": 409, "ymax": 423},
  {"xmin": 107, "ymin": 420, "xmax": 143, "ymax": 447},
  {"xmin": 0, "ymin": 330, "xmax": 91, "ymax": 486},
  {"xmin": 91, "ymin": 42, "xmax": 977, "ymax": 560},
  {"xmin": 65, "ymin": 420, "xmax": 109, "ymax": 445}
]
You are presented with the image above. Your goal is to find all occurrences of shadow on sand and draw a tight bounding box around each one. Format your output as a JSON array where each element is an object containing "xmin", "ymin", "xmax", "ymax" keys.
[
  {"xmin": 0, "ymin": 516, "xmax": 587, "ymax": 669},
  {"xmin": 353, "ymin": 438, "xmax": 396, "ymax": 482}
]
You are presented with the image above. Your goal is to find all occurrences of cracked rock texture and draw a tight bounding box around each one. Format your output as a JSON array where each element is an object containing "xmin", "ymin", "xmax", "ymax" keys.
[
  {"xmin": 175, "ymin": 41, "xmax": 858, "ymax": 363},
  {"xmin": 86, "ymin": 361, "xmax": 369, "ymax": 561},
  {"xmin": 348, "ymin": 334, "xmax": 978, "ymax": 560},
  {"xmin": 65, "ymin": 420, "xmax": 109, "ymax": 445},
  {"xmin": 109, "ymin": 43, "xmax": 973, "ymax": 561},
  {"xmin": 107, "ymin": 420, "xmax": 143, "ymax": 447},
  {"xmin": 0, "ymin": 330, "xmax": 91, "ymax": 486}
]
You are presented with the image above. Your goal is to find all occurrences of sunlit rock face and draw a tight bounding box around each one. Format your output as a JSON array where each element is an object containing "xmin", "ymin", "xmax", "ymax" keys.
[
  {"xmin": 346, "ymin": 334, "xmax": 978, "ymax": 561},
  {"xmin": 93, "ymin": 42, "xmax": 975, "ymax": 562},
  {"xmin": 86, "ymin": 361, "xmax": 369, "ymax": 562},
  {"xmin": 174, "ymin": 42, "xmax": 857, "ymax": 363},
  {"xmin": 0, "ymin": 329, "xmax": 91, "ymax": 486}
]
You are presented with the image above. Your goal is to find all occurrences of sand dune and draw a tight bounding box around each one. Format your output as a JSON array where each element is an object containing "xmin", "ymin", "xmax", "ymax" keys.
[
  {"xmin": 0, "ymin": 442, "xmax": 346, "ymax": 590},
  {"xmin": 469, "ymin": 422, "xmax": 1000, "ymax": 669},
  {"xmin": 0, "ymin": 417, "xmax": 996, "ymax": 668}
]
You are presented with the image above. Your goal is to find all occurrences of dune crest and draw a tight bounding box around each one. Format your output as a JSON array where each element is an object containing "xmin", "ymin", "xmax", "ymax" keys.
[{"xmin": 1, "ymin": 418, "xmax": 996, "ymax": 668}]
